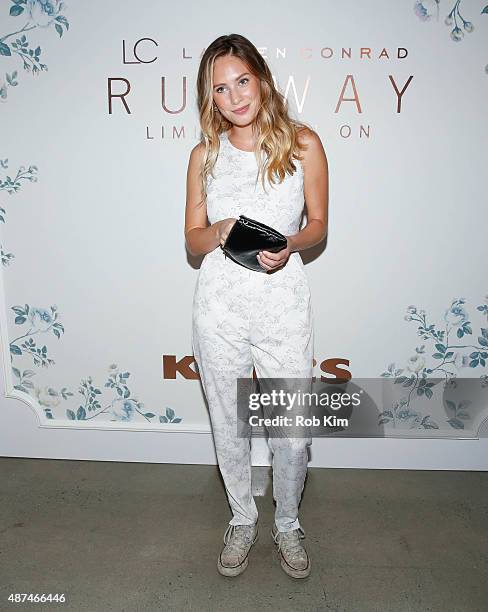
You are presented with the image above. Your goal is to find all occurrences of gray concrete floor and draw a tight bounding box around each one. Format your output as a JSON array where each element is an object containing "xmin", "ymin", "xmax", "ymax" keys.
[{"xmin": 0, "ymin": 458, "xmax": 487, "ymax": 612}]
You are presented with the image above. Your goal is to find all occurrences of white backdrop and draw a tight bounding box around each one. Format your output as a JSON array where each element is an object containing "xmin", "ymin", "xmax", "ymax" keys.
[{"xmin": 1, "ymin": 0, "xmax": 488, "ymax": 467}]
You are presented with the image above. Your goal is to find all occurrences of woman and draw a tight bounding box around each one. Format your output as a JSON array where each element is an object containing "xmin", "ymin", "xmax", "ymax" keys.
[{"xmin": 185, "ymin": 33, "xmax": 328, "ymax": 579}]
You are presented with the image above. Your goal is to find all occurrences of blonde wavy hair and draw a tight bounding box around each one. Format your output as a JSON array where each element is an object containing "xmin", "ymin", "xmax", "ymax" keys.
[{"xmin": 196, "ymin": 33, "xmax": 313, "ymax": 202}]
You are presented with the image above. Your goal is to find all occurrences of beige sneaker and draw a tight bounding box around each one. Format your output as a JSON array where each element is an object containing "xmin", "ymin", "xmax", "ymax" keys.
[
  {"xmin": 217, "ymin": 523, "xmax": 258, "ymax": 577},
  {"xmin": 271, "ymin": 524, "xmax": 311, "ymax": 578}
]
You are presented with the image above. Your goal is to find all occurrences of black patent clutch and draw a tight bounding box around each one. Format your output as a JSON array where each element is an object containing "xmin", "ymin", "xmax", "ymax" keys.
[{"xmin": 220, "ymin": 214, "xmax": 288, "ymax": 273}]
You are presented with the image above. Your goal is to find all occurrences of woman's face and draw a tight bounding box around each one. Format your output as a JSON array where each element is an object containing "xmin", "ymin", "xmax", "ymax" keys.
[{"xmin": 212, "ymin": 55, "xmax": 260, "ymax": 126}]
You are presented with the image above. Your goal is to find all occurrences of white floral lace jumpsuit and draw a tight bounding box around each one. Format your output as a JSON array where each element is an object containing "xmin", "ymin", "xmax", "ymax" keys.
[{"xmin": 192, "ymin": 130, "xmax": 314, "ymax": 533}]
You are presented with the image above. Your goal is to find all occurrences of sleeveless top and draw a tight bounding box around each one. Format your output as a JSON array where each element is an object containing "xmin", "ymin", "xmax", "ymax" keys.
[{"xmin": 202, "ymin": 129, "xmax": 307, "ymax": 272}]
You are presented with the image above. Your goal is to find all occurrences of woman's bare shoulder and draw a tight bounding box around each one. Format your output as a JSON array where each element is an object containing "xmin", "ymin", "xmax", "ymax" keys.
[
  {"xmin": 189, "ymin": 141, "xmax": 206, "ymax": 162},
  {"xmin": 296, "ymin": 126, "xmax": 322, "ymax": 148},
  {"xmin": 295, "ymin": 126, "xmax": 326, "ymax": 166}
]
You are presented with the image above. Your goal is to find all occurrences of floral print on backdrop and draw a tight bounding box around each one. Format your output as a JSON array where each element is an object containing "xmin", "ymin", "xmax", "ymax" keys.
[
  {"xmin": 0, "ymin": 0, "xmax": 69, "ymax": 102},
  {"xmin": 8, "ymin": 302, "xmax": 183, "ymax": 424},
  {"xmin": 0, "ymin": 2, "xmax": 183, "ymax": 425},
  {"xmin": 380, "ymin": 296, "xmax": 488, "ymax": 432},
  {"xmin": 414, "ymin": 0, "xmax": 488, "ymax": 73}
]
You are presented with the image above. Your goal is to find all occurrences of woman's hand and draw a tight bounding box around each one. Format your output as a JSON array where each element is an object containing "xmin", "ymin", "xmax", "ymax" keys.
[
  {"xmin": 217, "ymin": 218, "xmax": 237, "ymax": 248},
  {"xmin": 257, "ymin": 238, "xmax": 292, "ymax": 272}
]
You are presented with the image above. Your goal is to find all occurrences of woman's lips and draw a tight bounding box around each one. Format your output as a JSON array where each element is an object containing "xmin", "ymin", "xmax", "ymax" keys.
[{"xmin": 233, "ymin": 104, "xmax": 250, "ymax": 115}]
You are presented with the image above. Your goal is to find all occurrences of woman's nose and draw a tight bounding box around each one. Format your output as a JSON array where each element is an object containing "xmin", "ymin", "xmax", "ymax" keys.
[{"xmin": 230, "ymin": 90, "xmax": 242, "ymax": 105}]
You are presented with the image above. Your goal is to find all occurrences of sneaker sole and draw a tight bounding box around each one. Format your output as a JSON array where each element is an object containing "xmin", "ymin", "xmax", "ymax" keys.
[
  {"xmin": 217, "ymin": 532, "xmax": 258, "ymax": 577},
  {"xmin": 278, "ymin": 554, "xmax": 311, "ymax": 579}
]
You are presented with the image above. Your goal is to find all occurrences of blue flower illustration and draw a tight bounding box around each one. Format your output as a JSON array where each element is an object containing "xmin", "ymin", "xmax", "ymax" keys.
[
  {"xmin": 406, "ymin": 353, "xmax": 426, "ymax": 373},
  {"xmin": 110, "ymin": 398, "xmax": 138, "ymax": 422},
  {"xmin": 414, "ymin": 1, "xmax": 487, "ymax": 71},
  {"xmin": 25, "ymin": 0, "xmax": 65, "ymax": 28},
  {"xmin": 443, "ymin": 298, "xmax": 468, "ymax": 327},
  {"xmin": 414, "ymin": 0, "xmax": 439, "ymax": 22},
  {"xmin": 35, "ymin": 385, "xmax": 61, "ymax": 408},
  {"xmin": 27, "ymin": 306, "xmax": 55, "ymax": 332}
]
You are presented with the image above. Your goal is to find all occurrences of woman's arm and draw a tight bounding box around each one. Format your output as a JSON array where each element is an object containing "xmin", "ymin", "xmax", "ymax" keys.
[
  {"xmin": 257, "ymin": 127, "xmax": 329, "ymax": 271},
  {"xmin": 184, "ymin": 143, "xmax": 234, "ymax": 257},
  {"xmin": 287, "ymin": 127, "xmax": 329, "ymax": 253}
]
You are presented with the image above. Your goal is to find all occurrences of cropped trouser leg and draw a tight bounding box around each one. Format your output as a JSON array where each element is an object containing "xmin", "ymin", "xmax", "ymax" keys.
[
  {"xmin": 249, "ymin": 265, "xmax": 314, "ymax": 533},
  {"xmin": 251, "ymin": 351, "xmax": 313, "ymax": 532},
  {"xmin": 194, "ymin": 335, "xmax": 258, "ymax": 527},
  {"xmin": 192, "ymin": 253, "xmax": 314, "ymax": 533}
]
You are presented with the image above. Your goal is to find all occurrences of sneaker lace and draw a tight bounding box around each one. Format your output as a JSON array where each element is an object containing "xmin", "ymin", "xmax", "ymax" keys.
[
  {"xmin": 273, "ymin": 527, "xmax": 306, "ymax": 562},
  {"xmin": 223, "ymin": 524, "xmax": 255, "ymax": 552}
]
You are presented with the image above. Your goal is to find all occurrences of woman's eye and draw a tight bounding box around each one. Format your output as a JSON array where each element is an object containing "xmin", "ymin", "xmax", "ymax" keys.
[{"xmin": 215, "ymin": 78, "xmax": 248, "ymax": 94}]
